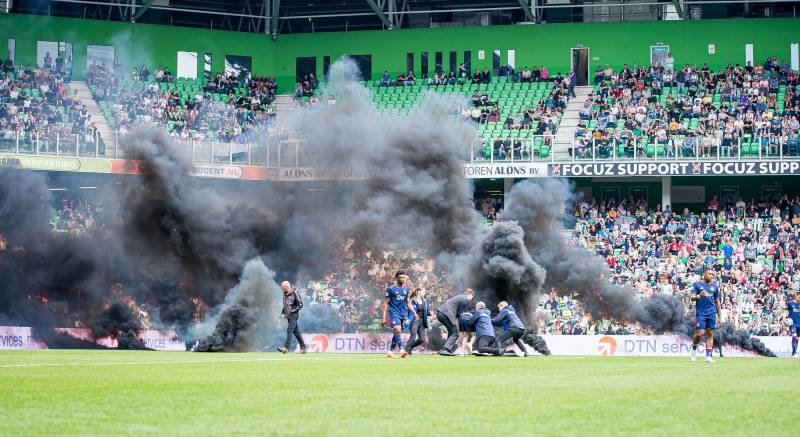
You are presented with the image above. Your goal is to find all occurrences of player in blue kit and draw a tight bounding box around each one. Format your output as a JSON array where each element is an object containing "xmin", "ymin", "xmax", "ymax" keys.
[
  {"xmin": 786, "ymin": 291, "xmax": 800, "ymax": 359},
  {"xmin": 381, "ymin": 271, "xmax": 417, "ymax": 359},
  {"xmin": 690, "ymin": 270, "xmax": 722, "ymax": 363}
]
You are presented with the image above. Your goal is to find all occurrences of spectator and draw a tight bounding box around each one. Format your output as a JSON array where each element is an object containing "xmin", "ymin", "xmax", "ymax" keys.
[
  {"xmin": 480, "ymin": 67, "xmax": 491, "ymax": 84},
  {"xmin": 380, "ymin": 70, "xmax": 391, "ymax": 87},
  {"xmin": 139, "ymin": 65, "xmax": 150, "ymax": 81},
  {"xmin": 154, "ymin": 66, "xmax": 165, "ymax": 82}
]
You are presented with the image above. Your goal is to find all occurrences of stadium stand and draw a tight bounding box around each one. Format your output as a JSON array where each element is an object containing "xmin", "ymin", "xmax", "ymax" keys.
[
  {"xmin": 2, "ymin": 36, "xmax": 799, "ymax": 339},
  {"xmin": 291, "ymin": 67, "xmax": 567, "ymax": 160},
  {"xmin": 559, "ymin": 193, "xmax": 800, "ymax": 337},
  {"xmin": 572, "ymin": 60, "xmax": 800, "ymax": 159},
  {"xmin": 70, "ymin": 56, "xmax": 799, "ymax": 163},
  {"xmin": 365, "ymin": 71, "xmax": 567, "ymax": 160},
  {"xmin": 0, "ymin": 64, "xmax": 101, "ymax": 156},
  {"xmin": 86, "ymin": 61, "xmax": 278, "ymax": 147}
]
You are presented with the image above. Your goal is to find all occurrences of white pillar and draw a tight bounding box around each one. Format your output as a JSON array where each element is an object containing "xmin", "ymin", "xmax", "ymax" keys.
[
  {"xmin": 503, "ymin": 178, "xmax": 514, "ymax": 199},
  {"xmin": 661, "ymin": 176, "xmax": 672, "ymax": 211}
]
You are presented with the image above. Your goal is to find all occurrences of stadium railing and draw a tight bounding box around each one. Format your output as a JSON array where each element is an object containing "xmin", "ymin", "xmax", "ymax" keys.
[
  {"xmin": 2, "ymin": 130, "xmax": 799, "ymax": 166},
  {"xmin": 561, "ymin": 134, "xmax": 800, "ymax": 163},
  {"xmin": 0, "ymin": 130, "xmax": 104, "ymax": 158}
]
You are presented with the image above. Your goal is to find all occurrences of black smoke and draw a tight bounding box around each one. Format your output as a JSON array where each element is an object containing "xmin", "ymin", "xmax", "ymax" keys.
[
  {"xmin": 296, "ymin": 59, "xmax": 481, "ymax": 261},
  {"xmin": 426, "ymin": 322, "xmax": 446, "ymax": 351},
  {"xmin": 89, "ymin": 303, "xmax": 149, "ymax": 350},
  {"xmin": 0, "ymin": 168, "xmax": 113, "ymax": 343},
  {"xmin": 457, "ymin": 221, "xmax": 546, "ymax": 316},
  {"xmin": 300, "ymin": 303, "xmax": 344, "ymax": 334},
  {"xmin": 522, "ymin": 329, "xmax": 551, "ymax": 356},
  {"xmin": 499, "ymin": 179, "xmax": 774, "ymax": 356},
  {"xmin": 192, "ymin": 258, "xmax": 280, "ymax": 352},
  {"xmin": 713, "ymin": 321, "xmax": 776, "ymax": 357}
]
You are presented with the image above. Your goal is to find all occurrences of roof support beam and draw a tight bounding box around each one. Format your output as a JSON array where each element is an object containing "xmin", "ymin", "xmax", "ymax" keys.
[
  {"xmin": 271, "ymin": 0, "xmax": 280, "ymax": 36},
  {"xmin": 132, "ymin": 0, "xmax": 154, "ymax": 22},
  {"xmin": 671, "ymin": 0, "xmax": 685, "ymax": 18},
  {"xmin": 365, "ymin": 0, "xmax": 392, "ymax": 29},
  {"xmin": 517, "ymin": 0, "xmax": 535, "ymax": 22}
]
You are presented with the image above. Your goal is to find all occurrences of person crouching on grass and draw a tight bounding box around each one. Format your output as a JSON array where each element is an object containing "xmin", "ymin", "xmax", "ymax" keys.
[
  {"xmin": 381, "ymin": 271, "xmax": 417, "ymax": 359},
  {"xmin": 461, "ymin": 302, "xmax": 502, "ymax": 356},
  {"xmin": 492, "ymin": 301, "xmax": 528, "ymax": 357}
]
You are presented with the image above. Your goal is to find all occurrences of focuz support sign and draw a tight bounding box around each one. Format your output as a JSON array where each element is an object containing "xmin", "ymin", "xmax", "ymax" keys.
[{"xmin": 549, "ymin": 161, "xmax": 800, "ymax": 177}]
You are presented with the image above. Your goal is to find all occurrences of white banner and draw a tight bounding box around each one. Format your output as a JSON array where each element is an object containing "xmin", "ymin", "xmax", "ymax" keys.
[
  {"xmin": 86, "ymin": 44, "xmax": 115, "ymax": 69},
  {"xmin": 2, "ymin": 328, "xmax": 792, "ymax": 356},
  {"xmin": 177, "ymin": 51, "xmax": 198, "ymax": 80},
  {"xmin": 300, "ymin": 333, "xmax": 793, "ymax": 357},
  {"xmin": 463, "ymin": 162, "xmax": 548, "ymax": 179},
  {"xmin": 541, "ymin": 334, "xmax": 792, "ymax": 358},
  {"xmin": 276, "ymin": 167, "xmax": 369, "ymax": 182},
  {"xmin": 300, "ymin": 333, "xmax": 437, "ymax": 354},
  {"xmin": 0, "ymin": 326, "xmax": 47, "ymax": 350},
  {"xmin": 1, "ymin": 327, "xmax": 185, "ymax": 351},
  {"xmin": 190, "ymin": 164, "xmax": 243, "ymax": 179}
]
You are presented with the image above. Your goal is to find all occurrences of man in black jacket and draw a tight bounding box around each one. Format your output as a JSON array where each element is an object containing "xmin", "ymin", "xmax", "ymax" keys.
[
  {"xmin": 278, "ymin": 281, "xmax": 307, "ymax": 354},
  {"xmin": 436, "ymin": 288, "xmax": 474, "ymax": 356}
]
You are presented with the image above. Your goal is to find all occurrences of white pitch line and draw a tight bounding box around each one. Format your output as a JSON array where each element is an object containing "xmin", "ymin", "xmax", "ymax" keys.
[{"xmin": 0, "ymin": 355, "xmax": 387, "ymax": 369}]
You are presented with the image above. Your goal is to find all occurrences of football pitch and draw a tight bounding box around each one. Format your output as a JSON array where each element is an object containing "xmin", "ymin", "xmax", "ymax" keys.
[{"xmin": 0, "ymin": 350, "xmax": 795, "ymax": 436}]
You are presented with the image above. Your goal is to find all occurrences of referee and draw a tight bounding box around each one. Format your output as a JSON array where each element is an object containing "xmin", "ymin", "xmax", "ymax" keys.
[{"xmin": 277, "ymin": 281, "xmax": 307, "ymax": 354}]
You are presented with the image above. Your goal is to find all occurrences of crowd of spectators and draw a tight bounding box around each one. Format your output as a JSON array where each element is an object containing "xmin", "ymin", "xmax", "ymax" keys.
[
  {"xmin": 52, "ymin": 196, "xmax": 103, "ymax": 234},
  {"xmin": 476, "ymin": 195, "xmax": 503, "ymax": 222},
  {"xmin": 463, "ymin": 69, "xmax": 569, "ymax": 161},
  {"xmin": 0, "ymin": 63, "xmax": 100, "ymax": 154},
  {"xmin": 288, "ymin": 192, "xmax": 800, "ymax": 338},
  {"xmin": 377, "ymin": 64, "xmax": 551, "ymax": 87},
  {"xmin": 573, "ymin": 56, "xmax": 800, "ymax": 159},
  {"xmin": 551, "ymin": 193, "xmax": 800, "ymax": 336},
  {"xmin": 33, "ymin": 185, "xmax": 800, "ymax": 338},
  {"xmin": 294, "ymin": 74, "xmax": 319, "ymax": 101},
  {"xmin": 293, "ymin": 238, "xmax": 454, "ymax": 333},
  {"xmin": 87, "ymin": 62, "xmax": 278, "ymax": 144}
]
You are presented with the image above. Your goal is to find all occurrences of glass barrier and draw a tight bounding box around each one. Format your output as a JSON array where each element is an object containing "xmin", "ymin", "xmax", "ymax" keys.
[{"xmin": 3, "ymin": 131, "xmax": 799, "ymax": 167}]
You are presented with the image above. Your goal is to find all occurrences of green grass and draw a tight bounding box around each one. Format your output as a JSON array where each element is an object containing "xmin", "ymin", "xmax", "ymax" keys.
[{"xmin": 0, "ymin": 350, "xmax": 795, "ymax": 436}]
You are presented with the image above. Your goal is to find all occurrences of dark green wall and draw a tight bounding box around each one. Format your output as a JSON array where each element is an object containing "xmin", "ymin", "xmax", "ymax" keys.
[
  {"xmin": 569, "ymin": 178, "xmax": 662, "ymax": 208},
  {"xmin": 0, "ymin": 14, "xmax": 275, "ymax": 82},
  {"xmin": 672, "ymin": 176, "xmax": 800, "ymax": 210},
  {"xmin": 273, "ymin": 18, "xmax": 800, "ymax": 86},
  {"xmin": 1, "ymin": 14, "xmax": 798, "ymax": 89},
  {"xmin": 567, "ymin": 176, "xmax": 800, "ymax": 210}
]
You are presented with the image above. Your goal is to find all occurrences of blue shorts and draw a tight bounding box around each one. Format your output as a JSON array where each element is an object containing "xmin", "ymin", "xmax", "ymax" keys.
[
  {"xmin": 696, "ymin": 314, "xmax": 717, "ymax": 330},
  {"xmin": 790, "ymin": 324, "xmax": 800, "ymax": 337},
  {"xmin": 458, "ymin": 319, "xmax": 473, "ymax": 333},
  {"xmin": 388, "ymin": 314, "xmax": 405, "ymax": 330}
]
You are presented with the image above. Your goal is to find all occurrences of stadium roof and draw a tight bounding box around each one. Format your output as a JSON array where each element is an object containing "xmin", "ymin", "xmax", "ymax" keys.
[{"xmin": 8, "ymin": 0, "xmax": 800, "ymax": 35}]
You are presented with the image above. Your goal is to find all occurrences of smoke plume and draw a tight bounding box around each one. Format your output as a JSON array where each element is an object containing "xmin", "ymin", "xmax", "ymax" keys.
[
  {"xmin": 522, "ymin": 329, "xmax": 551, "ymax": 356},
  {"xmin": 713, "ymin": 321, "xmax": 776, "ymax": 357},
  {"xmin": 0, "ymin": 168, "xmax": 117, "ymax": 343},
  {"xmin": 192, "ymin": 258, "xmax": 280, "ymax": 352},
  {"xmin": 500, "ymin": 179, "xmax": 773, "ymax": 356},
  {"xmin": 458, "ymin": 221, "xmax": 545, "ymax": 315},
  {"xmin": 89, "ymin": 303, "xmax": 149, "ymax": 350},
  {"xmin": 296, "ymin": 58, "xmax": 481, "ymax": 260}
]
